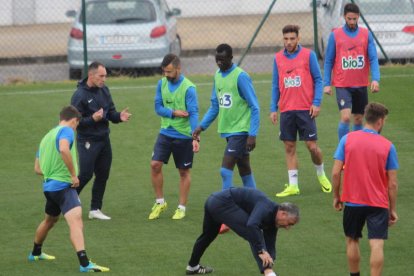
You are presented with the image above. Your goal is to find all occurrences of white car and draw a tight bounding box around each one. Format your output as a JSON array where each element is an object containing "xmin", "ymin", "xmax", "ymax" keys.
[
  {"xmin": 317, "ymin": 0, "xmax": 414, "ymax": 62},
  {"xmin": 66, "ymin": 0, "xmax": 181, "ymax": 79}
]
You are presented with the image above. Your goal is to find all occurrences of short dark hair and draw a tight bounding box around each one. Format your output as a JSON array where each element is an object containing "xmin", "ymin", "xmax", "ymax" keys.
[
  {"xmin": 161, "ymin": 53, "xmax": 180, "ymax": 68},
  {"xmin": 216, "ymin": 43, "xmax": 233, "ymax": 57},
  {"xmin": 279, "ymin": 202, "xmax": 300, "ymax": 223},
  {"xmin": 344, "ymin": 3, "xmax": 360, "ymax": 15},
  {"xmin": 60, "ymin": 105, "xmax": 81, "ymax": 121},
  {"xmin": 364, "ymin": 102, "xmax": 389, "ymax": 124},
  {"xmin": 282, "ymin": 25, "xmax": 300, "ymax": 36},
  {"xmin": 88, "ymin": 61, "xmax": 105, "ymax": 72}
]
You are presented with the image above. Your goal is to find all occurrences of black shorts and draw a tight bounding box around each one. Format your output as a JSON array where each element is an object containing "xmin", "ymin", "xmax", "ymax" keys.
[
  {"xmin": 152, "ymin": 134, "xmax": 194, "ymax": 169},
  {"xmin": 279, "ymin": 110, "xmax": 317, "ymax": 141},
  {"xmin": 343, "ymin": 205, "xmax": 389, "ymax": 240},
  {"xmin": 335, "ymin": 87, "xmax": 368, "ymax": 114},
  {"xmin": 224, "ymin": 135, "xmax": 249, "ymax": 159},
  {"xmin": 44, "ymin": 188, "xmax": 81, "ymax": 216}
]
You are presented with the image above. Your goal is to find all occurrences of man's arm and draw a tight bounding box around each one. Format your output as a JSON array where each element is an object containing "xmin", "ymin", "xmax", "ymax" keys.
[
  {"xmin": 387, "ymin": 169, "xmax": 398, "ymax": 225},
  {"xmin": 71, "ymin": 90, "xmax": 96, "ymax": 127},
  {"xmin": 309, "ymin": 51, "xmax": 323, "ymax": 118},
  {"xmin": 323, "ymin": 32, "xmax": 336, "ymax": 95},
  {"xmin": 105, "ymin": 87, "xmax": 122, "ymax": 123},
  {"xmin": 367, "ymin": 31, "xmax": 380, "ymax": 92},
  {"xmin": 332, "ymin": 159, "xmax": 344, "ymax": 211},
  {"xmin": 34, "ymin": 157, "xmax": 43, "ymax": 176},
  {"xmin": 186, "ymin": 86, "xmax": 199, "ymax": 133},
  {"xmin": 59, "ymin": 139, "xmax": 79, "ymax": 188},
  {"xmin": 270, "ymin": 58, "xmax": 280, "ymax": 126},
  {"xmin": 199, "ymin": 82, "xmax": 219, "ymax": 131},
  {"xmin": 155, "ymin": 80, "xmax": 174, "ymax": 118},
  {"xmin": 237, "ymin": 72, "xmax": 260, "ymax": 137}
]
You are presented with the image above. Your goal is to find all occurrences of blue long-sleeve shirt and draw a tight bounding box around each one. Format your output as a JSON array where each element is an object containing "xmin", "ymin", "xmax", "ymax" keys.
[
  {"xmin": 199, "ymin": 64, "xmax": 260, "ymax": 137},
  {"xmin": 270, "ymin": 45, "xmax": 323, "ymax": 112},
  {"xmin": 323, "ymin": 24, "xmax": 380, "ymax": 87},
  {"xmin": 154, "ymin": 74, "xmax": 198, "ymax": 139}
]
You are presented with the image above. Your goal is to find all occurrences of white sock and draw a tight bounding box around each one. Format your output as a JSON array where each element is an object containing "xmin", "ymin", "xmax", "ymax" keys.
[
  {"xmin": 186, "ymin": 264, "xmax": 199, "ymax": 271},
  {"xmin": 315, "ymin": 163, "xmax": 325, "ymax": 177},
  {"xmin": 288, "ymin": 170, "xmax": 298, "ymax": 187},
  {"xmin": 178, "ymin": 204, "xmax": 186, "ymax": 211},
  {"xmin": 156, "ymin": 198, "xmax": 165, "ymax": 204}
]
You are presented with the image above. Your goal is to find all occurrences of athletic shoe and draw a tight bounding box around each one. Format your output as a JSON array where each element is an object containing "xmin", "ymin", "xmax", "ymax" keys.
[
  {"xmin": 275, "ymin": 184, "xmax": 300, "ymax": 197},
  {"xmin": 88, "ymin": 209, "xmax": 111, "ymax": 220},
  {"xmin": 186, "ymin": 265, "xmax": 214, "ymax": 275},
  {"xmin": 28, "ymin": 252, "xmax": 56, "ymax": 261},
  {"xmin": 318, "ymin": 175, "xmax": 332, "ymax": 193},
  {"xmin": 172, "ymin": 208, "xmax": 186, "ymax": 220},
  {"xmin": 80, "ymin": 261, "xmax": 110, "ymax": 272},
  {"xmin": 219, "ymin": 224, "xmax": 230, "ymax": 234},
  {"xmin": 148, "ymin": 202, "xmax": 167, "ymax": 220}
]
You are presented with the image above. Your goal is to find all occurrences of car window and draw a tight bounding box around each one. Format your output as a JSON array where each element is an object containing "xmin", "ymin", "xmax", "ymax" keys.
[
  {"xmin": 81, "ymin": 0, "xmax": 156, "ymax": 24},
  {"xmin": 354, "ymin": 0, "xmax": 414, "ymax": 15}
]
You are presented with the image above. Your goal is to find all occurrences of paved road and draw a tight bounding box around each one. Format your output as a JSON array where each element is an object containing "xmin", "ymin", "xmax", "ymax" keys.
[{"xmin": 0, "ymin": 52, "xmax": 276, "ymax": 84}]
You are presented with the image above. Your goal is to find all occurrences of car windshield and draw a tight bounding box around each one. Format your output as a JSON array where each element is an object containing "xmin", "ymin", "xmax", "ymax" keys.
[
  {"xmin": 354, "ymin": 0, "xmax": 414, "ymax": 15},
  {"xmin": 80, "ymin": 0, "xmax": 156, "ymax": 24}
]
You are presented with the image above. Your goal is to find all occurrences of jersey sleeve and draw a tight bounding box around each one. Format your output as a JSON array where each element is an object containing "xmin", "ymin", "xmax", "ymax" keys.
[{"xmin": 386, "ymin": 144, "xmax": 399, "ymax": 170}]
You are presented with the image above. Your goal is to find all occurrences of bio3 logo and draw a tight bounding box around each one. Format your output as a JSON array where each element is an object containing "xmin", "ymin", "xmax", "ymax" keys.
[
  {"xmin": 284, "ymin": 76, "xmax": 301, "ymax": 88},
  {"xmin": 219, "ymin": 93, "xmax": 232, "ymax": 108},
  {"xmin": 342, "ymin": 55, "xmax": 365, "ymax": 70}
]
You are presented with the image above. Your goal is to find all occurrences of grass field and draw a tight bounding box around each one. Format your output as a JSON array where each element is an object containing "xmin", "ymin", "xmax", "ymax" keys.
[{"xmin": 0, "ymin": 65, "xmax": 413, "ymax": 275}]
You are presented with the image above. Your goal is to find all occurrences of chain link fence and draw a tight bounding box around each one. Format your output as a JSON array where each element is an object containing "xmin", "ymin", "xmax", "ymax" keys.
[{"xmin": 0, "ymin": 0, "xmax": 413, "ymax": 83}]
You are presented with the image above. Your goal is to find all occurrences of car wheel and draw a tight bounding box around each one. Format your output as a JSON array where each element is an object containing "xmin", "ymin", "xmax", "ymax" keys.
[{"xmin": 69, "ymin": 68, "xmax": 82, "ymax": 80}]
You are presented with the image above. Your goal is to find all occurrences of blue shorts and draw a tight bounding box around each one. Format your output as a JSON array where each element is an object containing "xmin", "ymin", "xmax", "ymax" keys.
[
  {"xmin": 152, "ymin": 134, "xmax": 194, "ymax": 169},
  {"xmin": 44, "ymin": 188, "xmax": 81, "ymax": 216},
  {"xmin": 224, "ymin": 135, "xmax": 249, "ymax": 159},
  {"xmin": 343, "ymin": 206, "xmax": 389, "ymax": 240},
  {"xmin": 279, "ymin": 110, "xmax": 317, "ymax": 141},
  {"xmin": 335, "ymin": 87, "xmax": 368, "ymax": 114}
]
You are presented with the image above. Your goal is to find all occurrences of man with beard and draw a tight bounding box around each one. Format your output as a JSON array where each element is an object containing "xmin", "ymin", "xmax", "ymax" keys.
[
  {"xmin": 192, "ymin": 44, "xmax": 260, "ymax": 234},
  {"xmin": 270, "ymin": 25, "xmax": 332, "ymax": 198},
  {"xmin": 323, "ymin": 2, "xmax": 380, "ymax": 141},
  {"xmin": 149, "ymin": 54, "xmax": 199, "ymax": 220}
]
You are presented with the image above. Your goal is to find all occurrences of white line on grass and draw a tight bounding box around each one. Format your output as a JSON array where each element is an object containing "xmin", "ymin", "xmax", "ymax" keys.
[{"xmin": 1, "ymin": 74, "xmax": 413, "ymax": 96}]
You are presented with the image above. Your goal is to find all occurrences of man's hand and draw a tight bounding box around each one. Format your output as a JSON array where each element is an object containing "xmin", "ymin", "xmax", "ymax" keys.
[
  {"xmin": 92, "ymin": 108, "xmax": 104, "ymax": 122},
  {"xmin": 333, "ymin": 197, "xmax": 343, "ymax": 211},
  {"xmin": 173, "ymin": 110, "xmax": 189, "ymax": 118},
  {"xmin": 71, "ymin": 175, "xmax": 80, "ymax": 188},
  {"xmin": 192, "ymin": 126, "xmax": 203, "ymax": 141},
  {"xmin": 371, "ymin": 81, "xmax": 380, "ymax": 93},
  {"xmin": 323, "ymin": 86, "xmax": 333, "ymax": 96},
  {"xmin": 389, "ymin": 210, "xmax": 398, "ymax": 226},
  {"xmin": 246, "ymin": 136, "xmax": 256, "ymax": 152},
  {"xmin": 269, "ymin": 112, "xmax": 278, "ymax": 125},
  {"xmin": 309, "ymin": 105, "xmax": 320, "ymax": 119},
  {"xmin": 192, "ymin": 140, "xmax": 200, "ymax": 153},
  {"xmin": 258, "ymin": 250, "xmax": 274, "ymax": 269},
  {"xmin": 120, "ymin": 107, "xmax": 132, "ymax": 122}
]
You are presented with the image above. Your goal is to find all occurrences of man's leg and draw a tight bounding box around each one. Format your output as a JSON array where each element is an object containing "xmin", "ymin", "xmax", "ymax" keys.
[
  {"xmin": 350, "ymin": 87, "xmax": 368, "ymax": 132},
  {"xmin": 276, "ymin": 141, "xmax": 300, "ymax": 197},
  {"xmin": 335, "ymin": 87, "xmax": 353, "ymax": 140},
  {"xmin": 237, "ymin": 155, "xmax": 256, "ymax": 188},
  {"xmin": 151, "ymin": 160, "xmax": 165, "ymax": 200},
  {"xmin": 304, "ymin": 141, "xmax": 331, "ymax": 193},
  {"xmin": 339, "ymin": 108, "xmax": 352, "ymax": 140},
  {"xmin": 178, "ymin": 168, "xmax": 191, "ymax": 206},
  {"xmin": 369, "ymin": 239, "xmax": 384, "ymax": 276},
  {"xmin": 352, "ymin": 114, "xmax": 364, "ymax": 131},
  {"xmin": 346, "ymin": 237, "xmax": 361, "ymax": 275},
  {"xmin": 76, "ymin": 140, "xmax": 98, "ymax": 195},
  {"xmin": 29, "ymin": 214, "xmax": 59, "ymax": 260},
  {"xmin": 220, "ymin": 155, "xmax": 237, "ymax": 190},
  {"xmin": 91, "ymin": 139, "xmax": 112, "ymax": 211}
]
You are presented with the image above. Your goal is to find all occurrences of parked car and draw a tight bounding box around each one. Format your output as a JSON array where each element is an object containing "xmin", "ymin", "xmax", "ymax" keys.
[
  {"xmin": 316, "ymin": 0, "xmax": 414, "ymax": 62},
  {"xmin": 66, "ymin": 0, "xmax": 181, "ymax": 79}
]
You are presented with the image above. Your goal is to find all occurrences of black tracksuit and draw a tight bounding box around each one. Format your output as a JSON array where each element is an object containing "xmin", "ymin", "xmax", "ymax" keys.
[
  {"xmin": 188, "ymin": 188, "xmax": 279, "ymax": 273},
  {"xmin": 71, "ymin": 78, "xmax": 122, "ymax": 210}
]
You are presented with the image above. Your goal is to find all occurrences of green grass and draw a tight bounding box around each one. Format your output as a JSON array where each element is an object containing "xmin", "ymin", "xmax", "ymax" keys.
[{"xmin": 1, "ymin": 65, "xmax": 413, "ymax": 275}]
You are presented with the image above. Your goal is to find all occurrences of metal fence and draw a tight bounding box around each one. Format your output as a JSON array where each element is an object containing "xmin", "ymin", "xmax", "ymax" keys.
[{"xmin": 0, "ymin": 0, "xmax": 413, "ymax": 83}]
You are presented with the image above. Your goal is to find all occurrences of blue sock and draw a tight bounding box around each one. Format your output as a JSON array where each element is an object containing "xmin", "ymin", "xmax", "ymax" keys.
[
  {"xmin": 338, "ymin": 122, "xmax": 350, "ymax": 141},
  {"xmin": 220, "ymin": 167, "xmax": 233, "ymax": 190},
  {"xmin": 353, "ymin": 124, "xmax": 363, "ymax": 131},
  {"xmin": 241, "ymin": 174, "xmax": 256, "ymax": 188}
]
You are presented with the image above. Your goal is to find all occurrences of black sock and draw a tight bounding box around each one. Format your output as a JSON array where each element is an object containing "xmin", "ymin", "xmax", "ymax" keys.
[
  {"xmin": 350, "ymin": 272, "xmax": 360, "ymax": 276},
  {"xmin": 32, "ymin": 243, "xmax": 42, "ymax": 256},
  {"xmin": 77, "ymin": 250, "xmax": 89, "ymax": 267}
]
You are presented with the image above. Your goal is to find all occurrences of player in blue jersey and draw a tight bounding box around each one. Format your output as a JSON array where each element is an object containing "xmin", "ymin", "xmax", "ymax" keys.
[
  {"xmin": 323, "ymin": 2, "xmax": 380, "ymax": 141},
  {"xmin": 193, "ymin": 44, "xmax": 260, "ymax": 233},
  {"xmin": 149, "ymin": 54, "xmax": 199, "ymax": 220}
]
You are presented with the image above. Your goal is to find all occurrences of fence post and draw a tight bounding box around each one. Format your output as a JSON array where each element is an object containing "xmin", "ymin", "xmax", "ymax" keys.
[
  {"xmin": 238, "ymin": 0, "xmax": 278, "ymax": 66},
  {"xmin": 312, "ymin": 0, "xmax": 320, "ymax": 58},
  {"xmin": 82, "ymin": 0, "xmax": 88, "ymax": 78}
]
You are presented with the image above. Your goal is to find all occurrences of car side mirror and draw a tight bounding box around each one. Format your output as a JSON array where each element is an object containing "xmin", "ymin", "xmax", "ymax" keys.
[
  {"xmin": 66, "ymin": 10, "xmax": 76, "ymax": 18},
  {"xmin": 167, "ymin": 8, "xmax": 181, "ymax": 17}
]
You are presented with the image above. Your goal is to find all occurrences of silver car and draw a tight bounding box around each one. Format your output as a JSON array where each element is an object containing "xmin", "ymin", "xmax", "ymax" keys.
[
  {"xmin": 317, "ymin": 0, "xmax": 414, "ymax": 62},
  {"xmin": 66, "ymin": 0, "xmax": 181, "ymax": 79}
]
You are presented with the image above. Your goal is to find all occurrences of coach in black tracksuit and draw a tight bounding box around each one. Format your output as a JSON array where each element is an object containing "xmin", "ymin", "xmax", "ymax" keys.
[
  {"xmin": 186, "ymin": 188, "xmax": 299, "ymax": 275},
  {"xmin": 71, "ymin": 61, "xmax": 131, "ymax": 220}
]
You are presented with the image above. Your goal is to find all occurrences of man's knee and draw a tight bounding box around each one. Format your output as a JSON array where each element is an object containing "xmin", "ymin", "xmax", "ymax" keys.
[
  {"xmin": 44, "ymin": 215, "xmax": 59, "ymax": 228},
  {"xmin": 151, "ymin": 160, "xmax": 163, "ymax": 173}
]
